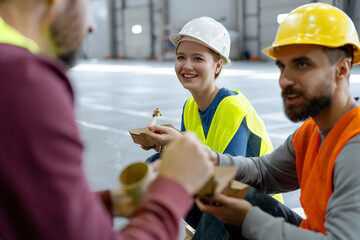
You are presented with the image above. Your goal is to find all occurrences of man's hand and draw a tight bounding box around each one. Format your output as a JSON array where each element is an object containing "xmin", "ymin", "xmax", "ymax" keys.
[
  {"xmin": 150, "ymin": 159, "xmax": 161, "ymax": 172},
  {"xmin": 202, "ymin": 145, "xmax": 219, "ymax": 165},
  {"xmin": 158, "ymin": 133, "xmax": 214, "ymax": 195},
  {"xmin": 110, "ymin": 188, "xmax": 137, "ymax": 218},
  {"xmin": 195, "ymin": 194, "xmax": 252, "ymax": 225},
  {"xmin": 146, "ymin": 124, "xmax": 182, "ymax": 152}
]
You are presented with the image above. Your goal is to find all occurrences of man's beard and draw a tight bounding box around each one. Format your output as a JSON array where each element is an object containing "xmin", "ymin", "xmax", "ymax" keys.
[
  {"xmin": 50, "ymin": 23, "xmax": 82, "ymax": 67},
  {"xmin": 58, "ymin": 50, "xmax": 80, "ymax": 68},
  {"xmin": 50, "ymin": 10, "xmax": 85, "ymax": 67},
  {"xmin": 282, "ymin": 85, "xmax": 333, "ymax": 122}
]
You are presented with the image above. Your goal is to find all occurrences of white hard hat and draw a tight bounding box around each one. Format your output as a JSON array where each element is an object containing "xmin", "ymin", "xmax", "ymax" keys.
[{"xmin": 169, "ymin": 17, "xmax": 231, "ymax": 65}]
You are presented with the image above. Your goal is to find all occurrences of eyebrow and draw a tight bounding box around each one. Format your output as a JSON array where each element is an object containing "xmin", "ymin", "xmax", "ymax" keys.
[
  {"xmin": 292, "ymin": 56, "xmax": 312, "ymax": 63},
  {"xmin": 275, "ymin": 56, "xmax": 312, "ymax": 66},
  {"xmin": 176, "ymin": 52, "xmax": 206, "ymax": 57}
]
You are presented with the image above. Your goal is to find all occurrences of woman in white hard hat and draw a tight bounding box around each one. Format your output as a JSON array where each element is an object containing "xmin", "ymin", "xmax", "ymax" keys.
[
  {"xmin": 146, "ymin": 16, "xmax": 273, "ymax": 159},
  {"xmin": 144, "ymin": 16, "xmax": 281, "ymax": 232}
]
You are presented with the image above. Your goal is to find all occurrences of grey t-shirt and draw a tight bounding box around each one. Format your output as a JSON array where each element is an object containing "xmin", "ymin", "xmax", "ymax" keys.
[{"xmin": 218, "ymin": 105, "xmax": 360, "ymax": 240}]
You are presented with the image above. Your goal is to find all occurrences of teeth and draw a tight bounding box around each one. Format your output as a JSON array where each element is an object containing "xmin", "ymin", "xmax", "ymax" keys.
[{"xmin": 183, "ymin": 74, "xmax": 196, "ymax": 78}]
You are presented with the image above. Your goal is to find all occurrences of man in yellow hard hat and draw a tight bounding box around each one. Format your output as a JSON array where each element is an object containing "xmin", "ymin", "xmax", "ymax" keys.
[
  {"xmin": 194, "ymin": 3, "xmax": 360, "ymax": 240},
  {"xmin": 0, "ymin": 0, "xmax": 214, "ymax": 239}
]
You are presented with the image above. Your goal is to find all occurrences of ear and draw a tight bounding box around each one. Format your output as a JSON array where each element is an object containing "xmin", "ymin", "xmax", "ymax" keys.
[
  {"xmin": 335, "ymin": 58, "xmax": 351, "ymax": 83},
  {"xmin": 215, "ymin": 58, "xmax": 223, "ymax": 74}
]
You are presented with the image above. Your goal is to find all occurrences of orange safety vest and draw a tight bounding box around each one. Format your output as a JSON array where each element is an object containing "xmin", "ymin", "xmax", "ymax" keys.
[{"xmin": 293, "ymin": 106, "xmax": 360, "ymax": 233}]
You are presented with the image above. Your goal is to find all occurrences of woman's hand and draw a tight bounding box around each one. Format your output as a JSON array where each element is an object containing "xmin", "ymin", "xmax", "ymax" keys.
[
  {"xmin": 146, "ymin": 124, "xmax": 182, "ymax": 152},
  {"xmin": 195, "ymin": 194, "xmax": 252, "ymax": 225}
]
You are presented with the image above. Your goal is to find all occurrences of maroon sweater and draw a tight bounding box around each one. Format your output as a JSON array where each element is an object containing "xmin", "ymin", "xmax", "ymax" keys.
[{"xmin": 0, "ymin": 44, "xmax": 192, "ymax": 240}]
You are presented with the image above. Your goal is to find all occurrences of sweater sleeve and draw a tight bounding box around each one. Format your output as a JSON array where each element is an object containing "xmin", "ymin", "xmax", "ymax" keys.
[
  {"xmin": 120, "ymin": 177, "xmax": 193, "ymax": 240},
  {"xmin": 242, "ymin": 136, "xmax": 360, "ymax": 240},
  {"xmin": 218, "ymin": 133, "xmax": 299, "ymax": 193},
  {"xmin": 0, "ymin": 56, "xmax": 117, "ymax": 239},
  {"xmin": 219, "ymin": 129, "xmax": 360, "ymax": 240}
]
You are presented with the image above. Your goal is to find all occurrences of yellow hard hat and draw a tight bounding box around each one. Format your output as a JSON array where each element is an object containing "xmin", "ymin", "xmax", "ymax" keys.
[{"xmin": 262, "ymin": 3, "xmax": 360, "ymax": 65}]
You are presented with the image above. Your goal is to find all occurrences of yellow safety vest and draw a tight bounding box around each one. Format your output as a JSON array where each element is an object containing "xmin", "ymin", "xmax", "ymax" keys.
[
  {"xmin": 0, "ymin": 17, "xmax": 39, "ymax": 53},
  {"xmin": 184, "ymin": 90, "xmax": 283, "ymax": 203},
  {"xmin": 183, "ymin": 90, "xmax": 273, "ymax": 155}
]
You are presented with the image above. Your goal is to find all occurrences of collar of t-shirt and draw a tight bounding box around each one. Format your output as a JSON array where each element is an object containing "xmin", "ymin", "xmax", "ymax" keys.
[
  {"xmin": 0, "ymin": 17, "xmax": 39, "ymax": 53},
  {"xmin": 319, "ymin": 101, "xmax": 360, "ymax": 144},
  {"xmin": 199, "ymin": 88, "xmax": 237, "ymax": 138}
]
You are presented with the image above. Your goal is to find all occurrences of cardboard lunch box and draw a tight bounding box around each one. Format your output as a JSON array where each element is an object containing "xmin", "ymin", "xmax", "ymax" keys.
[
  {"xmin": 129, "ymin": 126, "xmax": 249, "ymax": 199},
  {"xmin": 196, "ymin": 166, "xmax": 249, "ymax": 199},
  {"xmin": 128, "ymin": 124, "xmax": 177, "ymax": 148}
]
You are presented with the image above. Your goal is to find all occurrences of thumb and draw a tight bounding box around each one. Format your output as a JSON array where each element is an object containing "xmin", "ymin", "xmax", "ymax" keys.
[
  {"xmin": 151, "ymin": 124, "xmax": 169, "ymax": 133},
  {"xmin": 210, "ymin": 194, "xmax": 231, "ymax": 204}
]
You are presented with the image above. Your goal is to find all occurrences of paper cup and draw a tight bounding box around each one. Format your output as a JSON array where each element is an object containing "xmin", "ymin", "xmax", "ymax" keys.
[{"xmin": 119, "ymin": 162, "xmax": 155, "ymax": 203}]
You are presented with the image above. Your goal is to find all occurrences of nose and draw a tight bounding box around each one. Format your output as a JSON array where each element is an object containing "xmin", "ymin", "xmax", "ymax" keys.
[
  {"xmin": 182, "ymin": 59, "xmax": 193, "ymax": 70},
  {"xmin": 279, "ymin": 71, "xmax": 295, "ymax": 90}
]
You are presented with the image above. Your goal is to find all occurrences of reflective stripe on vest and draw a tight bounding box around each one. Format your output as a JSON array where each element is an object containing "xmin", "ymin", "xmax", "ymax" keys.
[
  {"xmin": 183, "ymin": 90, "xmax": 273, "ymax": 155},
  {"xmin": 293, "ymin": 106, "xmax": 360, "ymax": 233},
  {"xmin": 0, "ymin": 17, "xmax": 39, "ymax": 53}
]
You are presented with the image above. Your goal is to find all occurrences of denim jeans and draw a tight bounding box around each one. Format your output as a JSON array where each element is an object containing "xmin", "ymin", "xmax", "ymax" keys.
[
  {"xmin": 187, "ymin": 187, "xmax": 303, "ymax": 240},
  {"xmin": 145, "ymin": 152, "xmax": 161, "ymax": 163}
]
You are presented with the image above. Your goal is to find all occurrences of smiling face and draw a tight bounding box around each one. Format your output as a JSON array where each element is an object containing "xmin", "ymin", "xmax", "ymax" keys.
[
  {"xmin": 274, "ymin": 44, "xmax": 337, "ymax": 122},
  {"xmin": 175, "ymin": 41, "xmax": 222, "ymax": 95}
]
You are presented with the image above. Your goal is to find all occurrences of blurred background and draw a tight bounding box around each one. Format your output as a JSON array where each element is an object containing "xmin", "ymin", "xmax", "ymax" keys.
[{"xmin": 82, "ymin": 0, "xmax": 360, "ymax": 62}]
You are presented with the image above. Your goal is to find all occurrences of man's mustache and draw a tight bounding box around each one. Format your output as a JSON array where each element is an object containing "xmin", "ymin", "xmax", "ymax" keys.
[{"xmin": 281, "ymin": 87, "xmax": 305, "ymax": 99}]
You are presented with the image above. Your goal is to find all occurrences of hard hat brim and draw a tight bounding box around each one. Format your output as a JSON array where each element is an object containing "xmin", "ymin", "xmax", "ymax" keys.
[{"xmin": 262, "ymin": 42, "xmax": 360, "ymax": 65}]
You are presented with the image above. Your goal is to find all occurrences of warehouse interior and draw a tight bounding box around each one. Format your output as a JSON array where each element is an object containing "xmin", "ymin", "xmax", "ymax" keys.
[
  {"xmin": 83, "ymin": 0, "xmax": 360, "ymax": 61},
  {"xmin": 69, "ymin": 0, "xmax": 360, "ymax": 239}
]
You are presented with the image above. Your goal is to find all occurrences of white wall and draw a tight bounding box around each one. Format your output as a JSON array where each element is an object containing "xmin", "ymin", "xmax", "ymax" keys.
[
  {"xmin": 259, "ymin": 0, "xmax": 336, "ymax": 60},
  {"xmin": 112, "ymin": 0, "xmax": 163, "ymax": 60},
  {"xmin": 125, "ymin": 0, "xmax": 150, "ymax": 7},
  {"xmin": 168, "ymin": 0, "xmax": 231, "ymax": 30},
  {"xmin": 83, "ymin": 0, "xmax": 354, "ymax": 61},
  {"xmin": 166, "ymin": 0, "xmax": 241, "ymax": 60},
  {"xmin": 82, "ymin": 0, "xmax": 111, "ymax": 59},
  {"xmin": 242, "ymin": 0, "xmax": 259, "ymax": 59},
  {"xmin": 124, "ymin": 7, "xmax": 152, "ymax": 59}
]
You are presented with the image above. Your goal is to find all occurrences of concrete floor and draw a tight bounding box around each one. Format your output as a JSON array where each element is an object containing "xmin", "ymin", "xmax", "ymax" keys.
[{"xmin": 69, "ymin": 59, "xmax": 360, "ymax": 238}]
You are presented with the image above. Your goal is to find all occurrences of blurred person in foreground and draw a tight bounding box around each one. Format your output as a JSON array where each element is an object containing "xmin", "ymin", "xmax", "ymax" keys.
[
  {"xmin": 0, "ymin": 0, "xmax": 214, "ymax": 239},
  {"xmin": 194, "ymin": 3, "xmax": 360, "ymax": 240}
]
